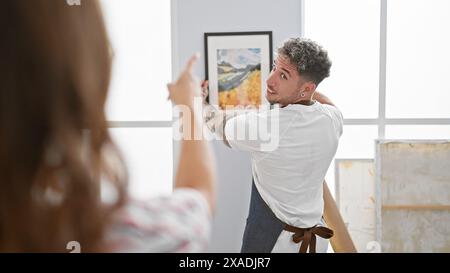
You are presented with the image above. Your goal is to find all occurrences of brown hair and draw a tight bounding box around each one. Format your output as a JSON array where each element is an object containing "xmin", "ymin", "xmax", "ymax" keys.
[
  {"xmin": 278, "ymin": 38, "xmax": 332, "ymax": 85},
  {"xmin": 0, "ymin": 0, "xmax": 127, "ymax": 252}
]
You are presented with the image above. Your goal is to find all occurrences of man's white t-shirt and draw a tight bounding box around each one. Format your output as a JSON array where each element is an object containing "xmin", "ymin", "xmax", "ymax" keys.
[{"xmin": 224, "ymin": 101, "xmax": 343, "ymax": 233}]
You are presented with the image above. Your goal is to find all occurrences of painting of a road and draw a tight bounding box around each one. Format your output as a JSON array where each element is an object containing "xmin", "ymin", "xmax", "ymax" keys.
[{"xmin": 217, "ymin": 48, "xmax": 262, "ymax": 109}]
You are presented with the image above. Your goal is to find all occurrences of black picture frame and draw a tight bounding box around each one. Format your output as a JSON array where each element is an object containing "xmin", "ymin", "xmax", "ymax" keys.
[{"xmin": 204, "ymin": 31, "xmax": 273, "ymax": 109}]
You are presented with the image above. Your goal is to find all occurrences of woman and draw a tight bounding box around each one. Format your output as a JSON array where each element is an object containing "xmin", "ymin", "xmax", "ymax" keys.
[{"xmin": 0, "ymin": 0, "xmax": 215, "ymax": 252}]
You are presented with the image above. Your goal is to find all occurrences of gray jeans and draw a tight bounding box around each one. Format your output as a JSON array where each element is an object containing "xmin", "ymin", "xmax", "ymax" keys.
[{"xmin": 241, "ymin": 180, "xmax": 284, "ymax": 253}]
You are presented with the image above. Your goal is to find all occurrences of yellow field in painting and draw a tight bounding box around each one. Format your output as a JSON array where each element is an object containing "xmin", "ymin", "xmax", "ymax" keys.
[{"xmin": 218, "ymin": 70, "xmax": 261, "ymax": 109}]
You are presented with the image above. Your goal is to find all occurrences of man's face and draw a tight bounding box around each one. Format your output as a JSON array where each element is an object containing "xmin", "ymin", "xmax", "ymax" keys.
[{"xmin": 266, "ymin": 55, "xmax": 304, "ymax": 106}]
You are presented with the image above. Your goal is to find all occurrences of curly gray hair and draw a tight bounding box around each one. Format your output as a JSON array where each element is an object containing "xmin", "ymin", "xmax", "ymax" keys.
[{"xmin": 277, "ymin": 38, "xmax": 332, "ymax": 85}]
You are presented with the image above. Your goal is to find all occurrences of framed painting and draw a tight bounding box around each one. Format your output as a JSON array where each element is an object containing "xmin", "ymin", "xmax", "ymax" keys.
[{"xmin": 204, "ymin": 31, "xmax": 273, "ymax": 110}]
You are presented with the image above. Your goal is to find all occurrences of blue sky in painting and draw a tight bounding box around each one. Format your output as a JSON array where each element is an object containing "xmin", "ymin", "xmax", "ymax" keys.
[{"xmin": 217, "ymin": 48, "xmax": 261, "ymax": 69}]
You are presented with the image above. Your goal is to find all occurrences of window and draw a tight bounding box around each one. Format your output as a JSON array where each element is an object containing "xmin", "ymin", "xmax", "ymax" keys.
[
  {"xmin": 101, "ymin": 0, "xmax": 173, "ymax": 199},
  {"xmin": 386, "ymin": 0, "xmax": 450, "ymax": 118},
  {"xmin": 304, "ymin": 0, "xmax": 450, "ymax": 194},
  {"xmin": 386, "ymin": 125, "xmax": 450, "ymax": 139},
  {"xmin": 110, "ymin": 128, "xmax": 173, "ymax": 199},
  {"xmin": 304, "ymin": 0, "xmax": 380, "ymax": 119}
]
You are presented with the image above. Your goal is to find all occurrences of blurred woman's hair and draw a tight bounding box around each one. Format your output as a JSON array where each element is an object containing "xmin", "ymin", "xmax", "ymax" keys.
[{"xmin": 0, "ymin": 0, "xmax": 127, "ymax": 252}]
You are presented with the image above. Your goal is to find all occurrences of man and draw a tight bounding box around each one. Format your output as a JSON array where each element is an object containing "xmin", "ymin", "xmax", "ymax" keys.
[{"xmin": 204, "ymin": 38, "xmax": 355, "ymax": 253}]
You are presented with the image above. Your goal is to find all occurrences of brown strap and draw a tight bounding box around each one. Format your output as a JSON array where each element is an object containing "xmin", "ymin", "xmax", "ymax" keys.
[{"xmin": 283, "ymin": 224, "xmax": 334, "ymax": 253}]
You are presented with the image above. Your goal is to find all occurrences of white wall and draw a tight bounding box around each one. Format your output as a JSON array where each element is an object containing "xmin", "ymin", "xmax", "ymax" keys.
[{"xmin": 171, "ymin": 0, "xmax": 302, "ymax": 252}]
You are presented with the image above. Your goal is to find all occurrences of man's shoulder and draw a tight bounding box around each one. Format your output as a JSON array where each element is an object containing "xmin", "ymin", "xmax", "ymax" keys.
[{"xmin": 316, "ymin": 102, "xmax": 343, "ymax": 119}]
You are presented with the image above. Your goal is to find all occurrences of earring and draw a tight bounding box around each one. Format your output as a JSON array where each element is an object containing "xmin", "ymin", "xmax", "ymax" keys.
[{"xmin": 301, "ymin": 93, "xmax": 306, "ymax": 98}]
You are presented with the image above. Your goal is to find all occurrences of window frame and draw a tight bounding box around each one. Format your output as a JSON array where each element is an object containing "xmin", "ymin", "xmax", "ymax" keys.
[
  {"xmin": 103, "ymin": 0, "xmax": 176, "ymax": 195},
  {"xmin": 302, "ymin": 0, "xmax": 450, "ymax": 139}
]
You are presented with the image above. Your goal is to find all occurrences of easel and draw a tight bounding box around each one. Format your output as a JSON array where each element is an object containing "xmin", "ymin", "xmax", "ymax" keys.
[{"xmin": 323, "ymin": 181, "xmax": 358, "ymax": 252}]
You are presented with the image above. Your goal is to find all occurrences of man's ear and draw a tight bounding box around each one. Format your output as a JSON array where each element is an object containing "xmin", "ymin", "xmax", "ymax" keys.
[
  {"xmin": 302, "ymin": 81, "xmax": 317, "ymax": 96},
  {"xmin": 306, "ymin": 82, "xmax": 317, "ymax": 92}
]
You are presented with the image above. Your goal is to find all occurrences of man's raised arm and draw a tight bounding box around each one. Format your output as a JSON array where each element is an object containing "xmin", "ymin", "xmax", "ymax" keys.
[{"xmin": 313, "ymin": 91, "xmax": 336, "ymax": 107}]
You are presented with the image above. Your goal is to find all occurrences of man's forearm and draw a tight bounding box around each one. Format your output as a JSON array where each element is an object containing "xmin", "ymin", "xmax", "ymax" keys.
[
  {"xmin": 204, "ymin": 105, "xmax": 232, "ymax": 148},
  {"xmin": 313, "ymin": 91, "xmax": 335, "ymax": 107}
]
